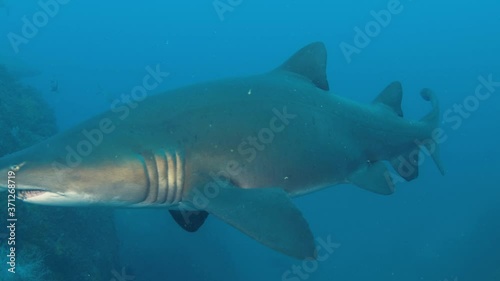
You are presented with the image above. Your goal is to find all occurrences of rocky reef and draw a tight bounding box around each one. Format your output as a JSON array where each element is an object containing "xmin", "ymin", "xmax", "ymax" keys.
[
  {"xmin": 0, "ymin": 65, "xmax": 57, "ymax": 156},
  {"xmin": 0, "ymin": 64, "xmax": 121, "ymax": 281}
]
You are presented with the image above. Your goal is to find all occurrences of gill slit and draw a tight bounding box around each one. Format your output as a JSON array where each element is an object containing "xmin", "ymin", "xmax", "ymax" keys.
[
  {"xmin": 138, "ymin": 149, "xmax": 185, "ymax": 206},
  {"xmin": 138, "ymin": 154, "xmax": 151, "ymax": 204}
]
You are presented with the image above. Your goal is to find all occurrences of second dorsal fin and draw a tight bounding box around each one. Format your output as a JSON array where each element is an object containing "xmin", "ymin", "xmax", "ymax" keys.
[{"xmin": 373, "ymin": 81, "xmax": 404, "ymax": 117}]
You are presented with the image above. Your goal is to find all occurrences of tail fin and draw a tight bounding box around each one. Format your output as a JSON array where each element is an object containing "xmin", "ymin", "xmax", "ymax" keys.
[
  {"xmin": 420, "ymin": 88, "xmax": 439, "ymax": 126},
  {"xmin": 390, "ymin": 88, "xmax": 445, "ymax": 182},
  {"xmin": 419, "ymin": 88, "xmax": 445, "ymax": 175}
]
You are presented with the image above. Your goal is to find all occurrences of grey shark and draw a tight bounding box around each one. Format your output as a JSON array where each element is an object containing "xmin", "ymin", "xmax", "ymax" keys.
[{"xmin": 0, "ymin": 42, "xmax": 444, "ymax": 259}]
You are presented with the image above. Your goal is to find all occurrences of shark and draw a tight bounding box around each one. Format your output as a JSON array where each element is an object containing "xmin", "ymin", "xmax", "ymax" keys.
[{"xmin": 0, "ymin": 42, "xmax": 444, "ymax": 259}]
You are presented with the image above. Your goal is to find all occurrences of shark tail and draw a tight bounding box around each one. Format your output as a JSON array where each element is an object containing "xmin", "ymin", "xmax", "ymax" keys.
[
  {"xmin": 389, "ymin": 88, "xmax": 445, "ymax": 182},
  {"xmin": 419, "ymin": 88, "xmax": 445, "ymax": 175},
  {"xmin": 349, "ymin": 83, "xmax": 445, "ymax": 195}
]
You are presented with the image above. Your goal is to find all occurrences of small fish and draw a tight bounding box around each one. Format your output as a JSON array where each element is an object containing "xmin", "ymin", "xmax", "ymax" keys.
[{"xmin": 50, "ymin": 79, "xmax": 59, "ymax": 93}]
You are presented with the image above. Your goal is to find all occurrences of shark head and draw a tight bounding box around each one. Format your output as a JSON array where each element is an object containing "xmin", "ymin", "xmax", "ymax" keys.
[{"xmin": 0, "ymin": 123, "xmax": 157, "ymax": 207}]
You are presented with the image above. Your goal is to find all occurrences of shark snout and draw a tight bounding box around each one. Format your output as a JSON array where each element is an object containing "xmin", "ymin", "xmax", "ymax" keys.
[{"xmin": 0, "ymin": 146, "xmax": 61, "ymax": 203}]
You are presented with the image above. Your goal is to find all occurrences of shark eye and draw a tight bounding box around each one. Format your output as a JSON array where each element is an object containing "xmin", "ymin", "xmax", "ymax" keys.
[
  {"xmin": 10, "ymin": 165, "xmax": 20, "ymax": 172},
  {"xmin": 10, "ymin": 162, "xmax": 25, "ymax": 172}
]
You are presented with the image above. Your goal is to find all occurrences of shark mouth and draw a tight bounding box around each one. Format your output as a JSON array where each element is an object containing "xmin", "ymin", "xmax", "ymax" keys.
[{"xmin": 17, "ymin": 189, "xmax": 48, "ymax": 200}]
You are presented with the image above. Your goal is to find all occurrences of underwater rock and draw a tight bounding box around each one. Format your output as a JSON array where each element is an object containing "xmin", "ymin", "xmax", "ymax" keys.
[
  {"xmin": 0, "ymin": 64, "xmax": 120, "ymax": 281},
  {"xmin": 0, "ymin": 64, "xmax": 56, "ymax": 157},
  {"xmin": 0, "ymin": 55, "xmax": 41, "ymax": 79}
]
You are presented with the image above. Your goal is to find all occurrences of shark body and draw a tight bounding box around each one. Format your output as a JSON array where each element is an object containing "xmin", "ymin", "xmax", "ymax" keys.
[{"xmin": 0, "ymin": 42, "xmax": 444, "ymax": 259}]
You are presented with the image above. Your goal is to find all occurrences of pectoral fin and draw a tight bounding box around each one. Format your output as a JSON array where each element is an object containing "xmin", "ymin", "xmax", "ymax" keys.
[
  {"xmin": 187, "ymin": 185, "xmax": 316, "ymax": 259},
  {"xmin": 169, "ymin": 210, "xmax": 209, "ymax": 232}
]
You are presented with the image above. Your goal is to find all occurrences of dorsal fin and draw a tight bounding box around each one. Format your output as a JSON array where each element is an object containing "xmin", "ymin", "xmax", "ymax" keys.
[
  {"xmin": 275, "ymin": 42, "xmax": 329, "ymax": 91},
  {"xmin": 373, "ymin": 81, "xmax": 404, "ymax": 117}
]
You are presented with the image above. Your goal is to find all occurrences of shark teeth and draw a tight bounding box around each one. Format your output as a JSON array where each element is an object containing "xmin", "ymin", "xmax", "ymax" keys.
[{"xmin": 17, "ymin": 190, "xmax": 47, "ymax": 200}]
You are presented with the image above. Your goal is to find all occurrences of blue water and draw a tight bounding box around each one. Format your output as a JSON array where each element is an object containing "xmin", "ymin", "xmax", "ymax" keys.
[{"xmin": 1, "ymin": 0, "xmax": 499, "ymax": 280}]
